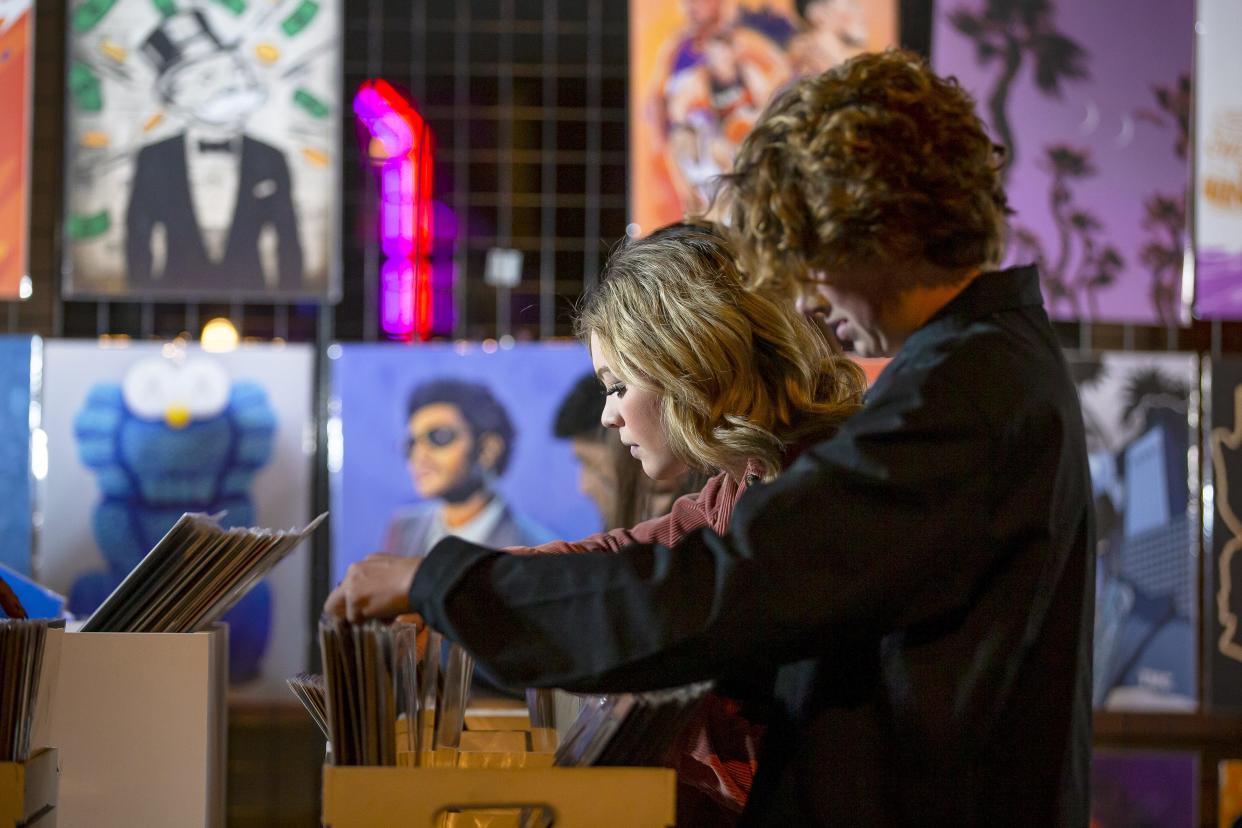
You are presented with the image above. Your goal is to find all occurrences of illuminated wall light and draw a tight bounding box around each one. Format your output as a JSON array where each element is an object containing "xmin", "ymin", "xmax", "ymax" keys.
[
  {"xmin": 201, "ymin": 317, "xmax": 240, "ymax": 353},
  {"xmin": 353, "ymin": 80, "xmax": 435, "ymax": 341}
]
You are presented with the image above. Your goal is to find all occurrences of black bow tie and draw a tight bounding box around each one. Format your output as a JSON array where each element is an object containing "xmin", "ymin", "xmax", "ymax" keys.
[{"xmin": 198, "ymin": 139, "xmax": 236, "ymax": 154}]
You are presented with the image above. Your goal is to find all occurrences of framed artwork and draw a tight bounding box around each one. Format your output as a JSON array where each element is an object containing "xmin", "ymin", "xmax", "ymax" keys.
[
  {"xmin": 330, "ymin": 342, "xmax": 603, "ymax": 585},
  {"xmin": 1194, "ymin": 0, "xmax": 1242, "ymax": 318},
  {"xmin": 62, "ymin": 0, "xmax": 340, "ymax": 301},
  {"xmin": 1069, "ymin": 351, "xmax": 1198, "ymax": 711},
  {"xmin": 39, "ymin": 340, "xmax": 315, "ymax": 692},
  {"xmin": 0, "ymin": 0, "xmax": 33, "ymax": 298},
  {"xmin": 933, "ymin": 0, "xmax": 1192, "ymax": 325},
  {"xmin": 0, "ymin": 336, "xmax": 33, "ymax": 576},
  {"xmin": 1204, "ymin": 359, "xmax": 1242, "ymax": 711},
  {"xmin": 629, "ymin": 0, "xmax": 897, "ymax": 234},
  {"xmin": 1091, "ymin": 749, "xmax": 1198, "ymax": 828}
]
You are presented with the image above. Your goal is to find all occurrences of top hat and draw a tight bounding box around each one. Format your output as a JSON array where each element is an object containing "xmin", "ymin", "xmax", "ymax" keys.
[{"xmin": 140, "ymin": 9, "xmax": 225, "ymax": 79}]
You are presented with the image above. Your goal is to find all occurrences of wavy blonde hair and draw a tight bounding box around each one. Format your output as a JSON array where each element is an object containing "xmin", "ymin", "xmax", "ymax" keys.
[
  {"xmin": 575, "ymin": 224, "xmax": 865, "ymax": 481},
  {"xmin": 717, "ymin": 49, "xmax": 1008, "ymax": 301}
]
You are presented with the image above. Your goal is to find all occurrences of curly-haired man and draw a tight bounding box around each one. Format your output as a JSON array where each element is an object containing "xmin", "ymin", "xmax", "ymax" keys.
[{"xmin": 330, "ymin": 50, "xmax": 1093, "ymax": 827}]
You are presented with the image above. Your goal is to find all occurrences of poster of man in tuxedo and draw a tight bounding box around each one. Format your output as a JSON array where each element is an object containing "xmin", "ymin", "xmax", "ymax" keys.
[{"xmin": 62, "ymin": 0, "xmax": 339, "ymax": 300}]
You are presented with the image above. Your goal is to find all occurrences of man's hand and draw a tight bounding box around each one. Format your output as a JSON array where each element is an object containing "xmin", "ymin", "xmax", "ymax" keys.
[{"xmin": 324, "ymin": 554, "xmax": 423, "ymax": 623}]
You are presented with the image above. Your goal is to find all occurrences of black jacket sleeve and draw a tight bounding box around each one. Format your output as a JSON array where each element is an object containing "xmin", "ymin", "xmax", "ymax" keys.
[{"xmin": 409, "ymin": 354, "xmax": 1002, "ymax": 693}]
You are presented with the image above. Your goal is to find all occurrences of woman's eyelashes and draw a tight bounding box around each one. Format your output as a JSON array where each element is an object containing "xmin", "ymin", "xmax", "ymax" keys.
[{"xmin": 604, "ymin": 381, "xmax": 626, "ymax": 397}]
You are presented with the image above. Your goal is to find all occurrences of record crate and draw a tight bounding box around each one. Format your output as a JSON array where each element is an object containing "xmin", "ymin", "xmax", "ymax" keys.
[
  {"xmin": 44, "ymin": 625, "xmax": 228, "ymax": 828},
  {"xmin": 324, "ymin": 715, "xmax": 676, "ymax": 827},
  {"xmin": 0, "ymin": 748, "xmax": 59, "ymax": 828},
  {"xmin": 321, "ymin": 765, "xmax": 676, "ymax": 828}
]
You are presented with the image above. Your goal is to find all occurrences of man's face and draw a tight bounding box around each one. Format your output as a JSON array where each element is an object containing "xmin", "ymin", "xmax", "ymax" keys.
[
  {"xmin": 797, "ymin": 273, "xmax": 892, "ymax": 357},
  {"xmin": 570, "ymin": 437, "xmax": 617, "ymax": 522},
  {"xmin": 406, "ymin": 403, "xmax": 475, "ymax": 499}
]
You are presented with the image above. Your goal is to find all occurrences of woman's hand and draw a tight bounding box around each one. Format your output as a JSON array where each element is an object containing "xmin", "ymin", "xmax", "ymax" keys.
[{"xmin": 324, "ymin": 554, "xmax": 422, "ymax": 623}]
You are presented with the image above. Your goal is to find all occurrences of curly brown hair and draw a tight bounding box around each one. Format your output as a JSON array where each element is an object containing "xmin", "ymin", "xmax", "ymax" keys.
[{"xmin": 717, "ymin": 48, "xmax": 1008, "ymax": 299}]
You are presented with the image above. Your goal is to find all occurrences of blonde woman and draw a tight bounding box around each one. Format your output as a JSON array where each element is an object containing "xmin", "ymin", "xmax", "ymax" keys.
[
  {"xmin": 499, "ymin": 222, "xmax": 865, "ymax": 823},
  {"xmin": 505, "ymin": 223, "xmax": 864, "ymax": 560}
]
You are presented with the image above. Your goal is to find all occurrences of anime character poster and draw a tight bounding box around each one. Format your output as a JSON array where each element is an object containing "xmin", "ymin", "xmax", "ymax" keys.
[
  {"xmin": 1091, "ymin": 750, "xmax": 1198, "ymax": 828},
  {"xmin": 62, "ymin": 0, "xmax": 340, "ymax": 301},
  {"xmin": 1204, "ymin": 359, "xmax": 1242, "ymax": 711},
  {"xmin": 0, "ymin": 337, "xmax": 32, "ymax": 576},
  {"xmin": 1069, "ymin": 351, "xmax": 1198, "ymax": 711},
  {"xmin": 0, "ymin": 1, "xmax": 33, "ymax": 298},
  {"xmin": 932, "ymin": 0, "xmax": 1192, "ymax": 325},
  {"xmin": 629, "ymin": 0, "xmax": 897, "ymax": 234},
  {"xmin": 330, "ymin": 342, "xmax": 603, "ymax": 585},
  {"xmin": 38, "ymin": 340, "xmax": 314, "ymax": 694},
  {"xmin": 1195, "ymin": 0, "xmax": 1242, "ymax": 318}
]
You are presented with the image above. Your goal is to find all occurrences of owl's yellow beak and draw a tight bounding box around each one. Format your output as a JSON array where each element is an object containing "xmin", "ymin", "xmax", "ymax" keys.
[{"xmin": 164, "ymin": 404, "xmax": 191, "ymax": 430}]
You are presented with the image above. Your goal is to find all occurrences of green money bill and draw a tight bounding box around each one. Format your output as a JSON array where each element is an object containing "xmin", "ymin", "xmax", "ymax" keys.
[
  {"xmin": 281, "ymin": 0, "xmax": 319, "ymax": 37},
  {"xmin": 67, "ymin": 211, "xmax": 111, "ymax": 240},
  {"xmin": 293, "ymin": 89, "xmax": 329, "ymax": 119},
  {"xmin": 72, "ymin": 0, "xmax": 118, "ymax": 33},
  {"xmin": 69, "ymin": 62, "xmax": 103, "ymax": 112},
  {"xmin": 152, "ymin": 0, "xmax": 176, "ymax": 17},
  {"xmin": 213, "ymin": 0, "xmax": 245, "ymax": 15}
]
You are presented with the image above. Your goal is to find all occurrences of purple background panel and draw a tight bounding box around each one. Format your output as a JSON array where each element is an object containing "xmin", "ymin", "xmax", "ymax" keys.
[
  {"xmin": 1091, "ymin": 750, "xmax": 1198, "ymax": 828},
  {"xmin": 932, "ymin": 0, "xmax": 1192, "ymax": 325},
  {"xmin": 330, "ymin": 342, "xmax": 602, "ymax": 584},
  {"xmin": 1198, "ymin": 250, "xmax": 1242, "ymax": 315}
]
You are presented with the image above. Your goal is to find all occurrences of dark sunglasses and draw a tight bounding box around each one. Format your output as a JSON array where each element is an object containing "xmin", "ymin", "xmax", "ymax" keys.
[{"xmin": 405, "ymin": 426, "xmax": 461, "ymax": 454}]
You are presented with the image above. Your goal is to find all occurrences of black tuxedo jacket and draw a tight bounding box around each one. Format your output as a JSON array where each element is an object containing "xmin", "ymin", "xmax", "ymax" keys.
[{"xmin": 125, "ymin": 133, "xmax": 304, "ymax": 294}]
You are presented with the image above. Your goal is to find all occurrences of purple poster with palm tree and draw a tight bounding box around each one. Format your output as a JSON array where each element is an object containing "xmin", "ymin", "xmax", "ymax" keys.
[{"xmin": 932, "ymin": 0, "xmax": 1192, "ymax": 325}]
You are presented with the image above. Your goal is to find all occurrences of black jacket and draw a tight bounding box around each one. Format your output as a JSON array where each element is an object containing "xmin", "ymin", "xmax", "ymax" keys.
[
  {"xmin": 411, "ymin": 265, "xmax": 1094, "ymax": 826},
  {"xmin": 125, "ymin": 133, "xmax": 303, "ymax": 295}
]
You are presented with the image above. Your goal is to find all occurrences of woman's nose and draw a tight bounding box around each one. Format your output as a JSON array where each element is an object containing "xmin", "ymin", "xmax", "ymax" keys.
[{"xmin": 601, "ymin": 396, "xmax": 622, "ymax": 429}]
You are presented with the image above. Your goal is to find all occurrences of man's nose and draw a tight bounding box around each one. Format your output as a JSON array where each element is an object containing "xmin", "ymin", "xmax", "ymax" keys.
[{"xmin": 795, "ymin": 291, "xmax": 830, "ymax": 316}]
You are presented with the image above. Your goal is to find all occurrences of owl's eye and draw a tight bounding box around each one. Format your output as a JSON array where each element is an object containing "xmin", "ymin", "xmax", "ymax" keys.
[
  {"xmin": 122, "ymin": 358, "xmax": 177, "ymax": 420},
  {"xmin": 180, "ymin": 360, "xmax": 231, "ymax": 419}
]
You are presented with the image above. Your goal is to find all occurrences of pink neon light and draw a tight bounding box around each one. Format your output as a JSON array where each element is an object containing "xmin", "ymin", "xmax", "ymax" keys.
[{"xmin": 354, "ymin": 80, "xmax": 435, "ymax": 340}]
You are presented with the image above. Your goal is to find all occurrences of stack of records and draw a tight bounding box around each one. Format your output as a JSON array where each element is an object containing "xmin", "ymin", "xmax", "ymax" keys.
[
  {"xmin": 553, "ymin": 683, "xmax": 712, "ymax": 768},
  {"xmin": 320, "ymin": 617, "xmax": 397, "ymax": 766},
  {"xmin": 83, "ymin": 512, "xmax": 324, "ymax": 633},
  {"xmin": 0, "ymin": 619, "xmax": 49, "ymax": 762},
  {"xmin": 286, "ymin": 672, "xmax": 329, "ymax": 741},
  {"xmin": 318, "ymin": 616, "xmax": 476, "ymax": 767}
]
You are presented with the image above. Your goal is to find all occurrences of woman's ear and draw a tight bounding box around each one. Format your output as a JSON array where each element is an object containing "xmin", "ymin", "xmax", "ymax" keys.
[{"xmin": 477, "ymin": 432, "xmax": 504, "ymax": 472}]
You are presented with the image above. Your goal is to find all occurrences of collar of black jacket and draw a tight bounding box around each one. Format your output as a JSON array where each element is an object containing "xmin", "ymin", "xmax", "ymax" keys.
[{"xmin": 922, "ymin": 264, "xmax": 1044, "ymax": 329}]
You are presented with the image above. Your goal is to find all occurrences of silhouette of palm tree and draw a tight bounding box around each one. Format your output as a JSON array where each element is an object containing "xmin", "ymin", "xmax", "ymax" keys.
[
  {"xmin": 1140, "ymin": 194, "xmax": 1186, "ymax": 325},
  {"xmin": 1022, "ymin": 144, "xmax": 1125, "ymax": 320},
  {"xmin": 949, "ymin": 0, "xmax": 1089, "ymax": 181},
  {"xmin": 1120, "ymin": 366, "xmax": 1189, "ymax": 427},
  {"xmin": 1135, "ymin": 75, "xmax": 1191, "ymax": 324}
]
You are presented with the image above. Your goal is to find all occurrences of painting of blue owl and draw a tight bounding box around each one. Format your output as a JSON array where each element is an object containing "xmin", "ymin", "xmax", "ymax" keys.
[
  {"xmin": 71, "ymin": 355, "xmax": 276, "ymax": 679},
  {"xmin": 40, "ymin": 341, "xmax": 314, "ymax": 694}
]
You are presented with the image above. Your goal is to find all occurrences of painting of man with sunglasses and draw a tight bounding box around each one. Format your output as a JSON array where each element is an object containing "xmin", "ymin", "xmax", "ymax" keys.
[{"xmin": 382, "ymin": 378, "xmax": 556, "ymax": 559}]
